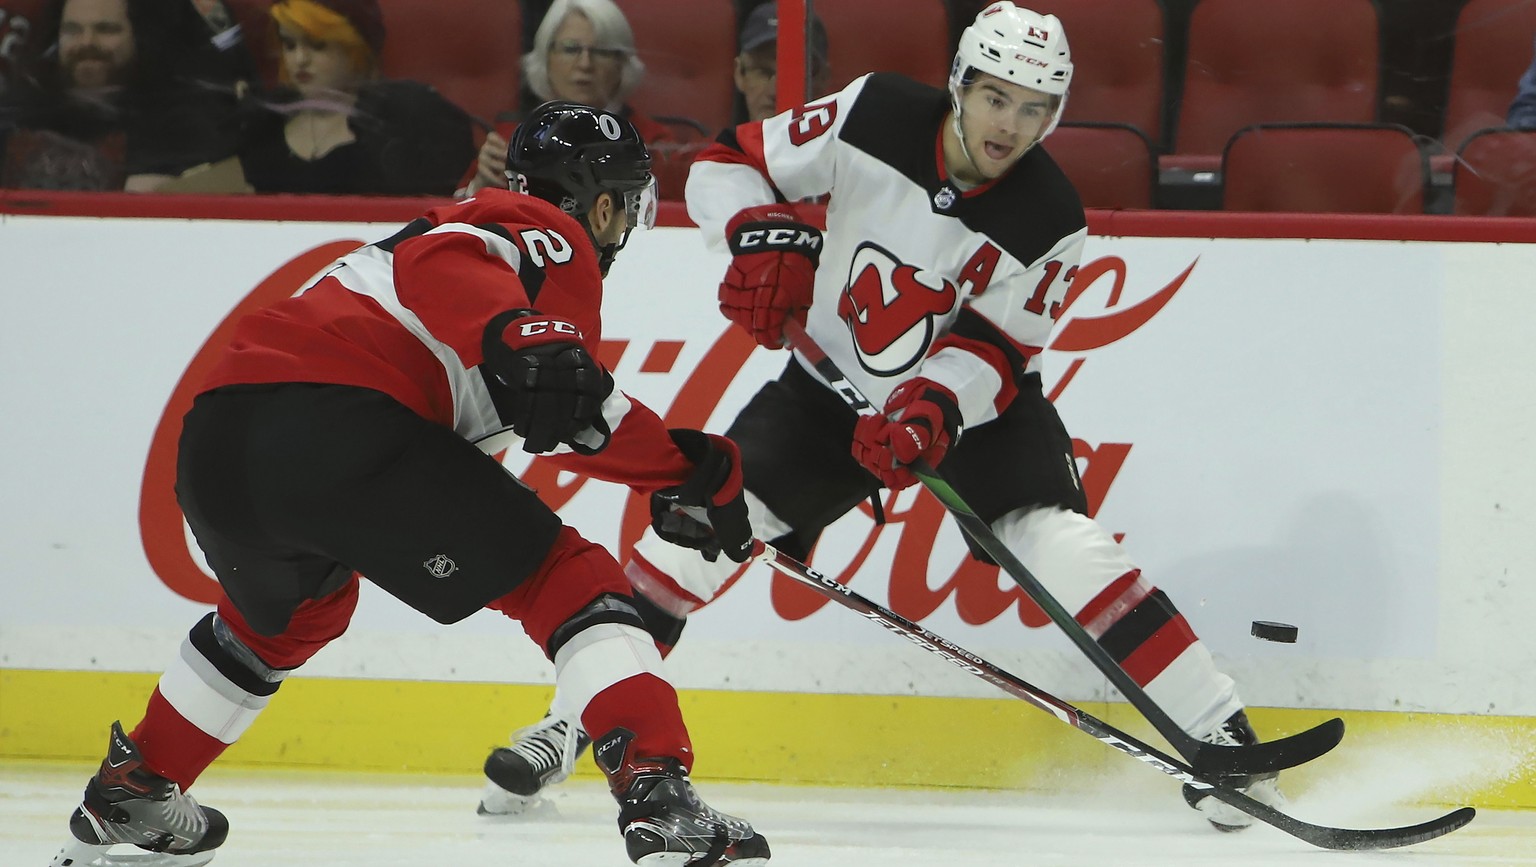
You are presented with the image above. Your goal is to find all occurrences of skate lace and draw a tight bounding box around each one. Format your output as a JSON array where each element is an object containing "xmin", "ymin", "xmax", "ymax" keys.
[
  {"xmin": 507, "ymin": 716, "xmax": 578, "ymax": 778},
  {"xmin": 1202, "ymin": 724, "xmax": 1245, "ymax": 748},
  {"xmin": 159, "ymin": 785, "xmax": 207, "ymax": 838}
]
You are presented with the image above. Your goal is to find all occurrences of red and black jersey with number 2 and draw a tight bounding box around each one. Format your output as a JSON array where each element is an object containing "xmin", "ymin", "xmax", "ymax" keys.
[{"xmin": 199, "ymin": 187, "xmax": 696, "ymax": 492}]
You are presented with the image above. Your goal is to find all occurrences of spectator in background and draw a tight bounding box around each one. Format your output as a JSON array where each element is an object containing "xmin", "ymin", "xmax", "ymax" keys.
[
  {"xmin": 733, "ymin": 1, "xmax": 830, "ymax": 124},
  {"xmin": 0, "ymin": 0, "xmax": 42, "ymax": 92},
  {"xmin": 0, "ymin": 0, "xmax": 245, "ymax": 190},
  {"xmin": 465, "ymin": 0, "xmax": 674, "ymax": 195},
  {"xmin": 1509, "ymin": 35, "xmax": 1536, "ymax": 129},
  {"xmin": 218, "ymin": 0, "xmax": 472, "ymax": 196}
]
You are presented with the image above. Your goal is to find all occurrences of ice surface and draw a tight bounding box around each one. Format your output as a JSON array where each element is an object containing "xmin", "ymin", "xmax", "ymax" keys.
[{"xmin": 5, "ymin": 760, "xmax": 1533, "ymax": 866}]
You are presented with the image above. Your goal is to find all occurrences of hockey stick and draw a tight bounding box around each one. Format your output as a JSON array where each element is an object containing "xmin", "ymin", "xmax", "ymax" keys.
[
  {"xmin": 752, "ymin": 539, "xmax": 1475, "ymax": 850},
  {"xmin": 780, "ymin": 317, "xmax": 1343, "ymax": 778}
]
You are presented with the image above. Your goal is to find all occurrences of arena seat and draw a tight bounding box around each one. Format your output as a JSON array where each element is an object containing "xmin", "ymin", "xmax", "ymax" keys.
[
  {"xmin": 1438, "ymin": 0, "xmax": 1536, "ymax": 158},
  {"xmin": 1168, "ymin": 0, "xmax": 1380, "ymax": 172},
  {"xmin": 1221, "ymin": 123, "xmax": 1427, "ymax": 214},
  {"xmin": 614, "ymin": 0, "xmax": 736, "ymax": 137},
  {"xmin": 1453, "ymin": 127, "xmax": 1536, "ymax": 216},
  {"xmin": 817, "ymin": 0, "xmax": 950, "ymax": 92},
  {"xmin": 649, "ymin": 142, "xmax": 711, "ymax": 202},
  {"xmin": 1049, "ymin": 0, "xmax": 1166, "ymax": 148},
  {"xmin": 1047, "ymin": 123, "xmax": 1157, "ymax": 209},
  {"xmin": 224, "ymin": 0, "xmax": 279, "ymax": 86},
  {"xmin": 377, "ymin": 0, "xmax": 523, "ymax": 130}
]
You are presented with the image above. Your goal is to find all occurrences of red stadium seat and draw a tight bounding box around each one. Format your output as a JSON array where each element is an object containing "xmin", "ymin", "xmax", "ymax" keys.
[
  {"xmin": 1047, "ymin": 123, "xmax": 1157, "ymax": 209},
  {"xmin": 817, "ymin": 0, "xmax": 950, "ymax": 92},
  {"xmin": 1453, "ymin": 127, "xmax": 1536, "ymax": 216},
  {"xmin": 1169, "ymin": 0, "xmax": 1380, "ymax": 172},
  {"xmin": 1221, "ymin": 123, "xmax": 1427, "ymax": 214},
  {"xmin": 614, "ymin": 0, "xmax": 736, "ymax": 136},
  {"xmin": 1439, "ymin": 0, "xmax": 1536, "ymax": 155},
  {"xmin": 650, "ymin": 141, "xmax": 711, "ymax": 202},
  {"xmin": 1049, "ymin": 0, "xmax": 1166, "ymax": 147},
  {"xmin": 377, "ymin": 0, "xmax": 523, "ymax": 129},
  {"xmin": 225, "ymin": 0, "xmax": 279, "ymax": 86}
]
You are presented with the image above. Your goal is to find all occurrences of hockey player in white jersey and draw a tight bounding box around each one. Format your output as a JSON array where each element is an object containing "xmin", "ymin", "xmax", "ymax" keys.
[{"xmin": 482, "ymin": 2, "xmax": 1283, "ymax": 831}]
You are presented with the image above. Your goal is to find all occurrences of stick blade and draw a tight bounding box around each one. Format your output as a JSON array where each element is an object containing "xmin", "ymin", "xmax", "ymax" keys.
[
  {"xmin": 1196, "ymin": 717, "xmax": 1346, "ymax": 776},
  {"xmin": 1309, "ymin": 806, "xmax": 1477, "ymax": 851}
]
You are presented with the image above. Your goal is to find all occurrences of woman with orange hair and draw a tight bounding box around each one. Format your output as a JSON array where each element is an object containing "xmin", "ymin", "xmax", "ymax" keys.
[{"xmin": 233, "ymin": 0, "xmax": 472, "ymax": 195}]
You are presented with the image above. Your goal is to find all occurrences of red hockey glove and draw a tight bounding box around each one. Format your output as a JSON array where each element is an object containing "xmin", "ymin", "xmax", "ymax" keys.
[
  {"xmin": 851, "ymin": 379, "xmax": 963, "ymax": 490},
  {"xmin": 720, "ymin": 205, "xmax": 823, "ymax": 349},
  {"xmin": 483, "ymin": 309, "xmax": 613, "ymax": 455},
  {"xmin": 650, "ymin": 430, "xmax": 754, "ymax": 563}
]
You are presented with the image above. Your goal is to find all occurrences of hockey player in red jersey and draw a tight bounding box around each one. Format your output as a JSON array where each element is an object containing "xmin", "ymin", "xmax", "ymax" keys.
[
  {"xmin": 50, "ymin": 101, "xmax": 770, "ymax": 867},
  {"xmin": 481, "ymin": 2, "xmax": 1285, "ymax": 834}
]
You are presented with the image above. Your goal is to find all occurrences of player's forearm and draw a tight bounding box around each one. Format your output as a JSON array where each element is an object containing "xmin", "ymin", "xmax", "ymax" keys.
[{"xmin": 538, "ymin": 392, "xmax": 695, "ymax": 492}]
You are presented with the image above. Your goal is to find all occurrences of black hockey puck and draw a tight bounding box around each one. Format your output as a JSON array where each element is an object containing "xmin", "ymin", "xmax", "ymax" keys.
[{"xmin": 1251, "ymin": 621, "xmax": 1299, "ymax": 643}]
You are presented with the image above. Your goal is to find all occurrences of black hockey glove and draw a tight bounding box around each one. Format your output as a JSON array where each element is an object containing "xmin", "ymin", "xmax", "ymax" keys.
[
  {"xmin": 483, "ymin": 308, "xmax": 613, "ymax": 455},
  {"xmin": 650, "ymin": 429, "xmax": 754, "ymax": 563}
]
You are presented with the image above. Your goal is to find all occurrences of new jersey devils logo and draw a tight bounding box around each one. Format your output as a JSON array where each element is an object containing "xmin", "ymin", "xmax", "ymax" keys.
[{"xmin": 837, "ymin": 242, "xmax": 959, "ymax": 376}]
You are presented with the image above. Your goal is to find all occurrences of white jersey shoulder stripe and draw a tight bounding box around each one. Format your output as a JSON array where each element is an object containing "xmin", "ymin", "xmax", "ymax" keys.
[
  {"xmin": 422, "ymin": 221, "xmax": 524, "ymax": 272},
  {"xmin": 328, "ymin": 244, "xmax": 503, "ymax": 439}
]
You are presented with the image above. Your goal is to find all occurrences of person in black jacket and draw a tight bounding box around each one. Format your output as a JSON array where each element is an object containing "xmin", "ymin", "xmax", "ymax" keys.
[
  {"xmin": 0, "ymin": 0, "xmax": 250, "ymax": 190},
  {"xmin": 231, "ymin": 0, "xmax": 472, "ymax": 196}
]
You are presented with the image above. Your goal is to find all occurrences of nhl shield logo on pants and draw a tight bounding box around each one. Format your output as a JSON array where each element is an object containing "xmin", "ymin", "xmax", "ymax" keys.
[{"xmin": 423, "ymin": 554, "xmax": 458, "ymax": 579}]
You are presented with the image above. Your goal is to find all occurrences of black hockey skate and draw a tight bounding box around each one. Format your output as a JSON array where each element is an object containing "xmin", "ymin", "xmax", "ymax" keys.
[
  {"xmin": 595, "ymin": 728, "xmax": 770, "ymax": 866},
  {"xmin": 1182, "ymin": 709, "xmax": 1287, "ymax": 831},
  {"xmin": 478, "ymin": 713, "xmax": 591, "ymax": 815},
  {"xmin": 49, "ymin": 721, "xmax": 229, "ymax": 867}
]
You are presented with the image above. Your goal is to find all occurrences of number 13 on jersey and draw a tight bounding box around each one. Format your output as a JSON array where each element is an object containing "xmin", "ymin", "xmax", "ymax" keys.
[{"xmin": 1025, "ymin": 259, "xmax": 1076, "ymax": 320}]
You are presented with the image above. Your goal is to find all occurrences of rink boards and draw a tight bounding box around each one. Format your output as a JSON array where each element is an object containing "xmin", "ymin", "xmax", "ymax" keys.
[{"xmin": 0, "ymin": 199, "xmax": 1533, "ymax": 807}]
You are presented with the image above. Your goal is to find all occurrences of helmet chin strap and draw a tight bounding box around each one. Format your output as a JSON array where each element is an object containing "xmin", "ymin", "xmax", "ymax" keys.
[
  {"xmin": 949, "ymin": 105, "xmax": 988, "ymax": 186},
  {"xmin": 577, "ymin": 195, "xmax": 622, "ymax": 277},
  {"xmin": 581, "ymin": 219, "xmax": 633, "ymax": 277},
  {"xmin": 586, "ymin": 224, "xmax": 619, "ymax": 276}
]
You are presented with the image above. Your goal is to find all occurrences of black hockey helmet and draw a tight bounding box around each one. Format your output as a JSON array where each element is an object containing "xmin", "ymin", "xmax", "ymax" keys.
[{"xmin": 506, "ymin": 100, "xmax": 657, "ymax": 239}]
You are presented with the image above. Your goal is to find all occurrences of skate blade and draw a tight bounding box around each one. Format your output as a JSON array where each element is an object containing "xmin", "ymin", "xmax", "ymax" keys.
[
  {"xmin": 632, "ymin": 836, "xmax": 771, "ymax": 867},
  {"xmin": 634, "ymin": 856, "xmax": 769, "ymax": 866},
  {"xmin": 50, "ymin": 839, "xmax": 215, "ymax": 867},
  {"xmin": 475, "ymin": 782, "xmax": 561, "ymax": 819}
]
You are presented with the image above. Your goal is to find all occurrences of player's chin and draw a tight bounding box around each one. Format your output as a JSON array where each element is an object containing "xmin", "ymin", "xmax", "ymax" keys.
[{"xmin": 978, "ymin": 151, "xmax": 1025, "ymax": 181}]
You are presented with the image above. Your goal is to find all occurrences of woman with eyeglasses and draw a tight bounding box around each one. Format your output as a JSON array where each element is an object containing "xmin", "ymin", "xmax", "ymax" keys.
[{"xmin": 465, "ymin": 0, "xmax": 676, "ymax": 195}]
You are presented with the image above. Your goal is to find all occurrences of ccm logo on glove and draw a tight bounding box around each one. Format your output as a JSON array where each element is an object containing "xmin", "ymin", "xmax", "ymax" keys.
[
  {"xmin": 720, "ymin": 205, "xmax": 824, "ymax": 349},
  {"xmin": 482, "ymin": 308, "xmax": 612, "ymax": 456},
  {"xmin": 511, "ymin": 318, "xmax": 581, "ymax": 339},
  {"xmin": 731, "ymin": 224, "xmax": 823, "ymax": 254}
]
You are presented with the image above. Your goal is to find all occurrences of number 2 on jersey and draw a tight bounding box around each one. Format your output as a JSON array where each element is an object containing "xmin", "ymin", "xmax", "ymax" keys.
[{"xmin": 518, "ymin": 229, "xmax": 574, "ymax": 268}]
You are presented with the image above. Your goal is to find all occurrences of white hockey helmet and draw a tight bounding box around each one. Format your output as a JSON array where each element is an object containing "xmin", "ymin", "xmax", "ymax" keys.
[{"xmin": 949, "ymin": 2, "xmax": 1073, "ymax": 142}]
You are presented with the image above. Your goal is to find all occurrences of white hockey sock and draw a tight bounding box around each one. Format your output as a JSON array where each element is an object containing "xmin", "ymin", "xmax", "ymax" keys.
[
  {"xmin": 991, "ymin": 506, "xmax": 1243, "ymax": 737},
  {"xmin": 552, "ymin": 622, "xmax": 665, "ymax": 722},
  {"xmin": 156, "ymin": 612, "xmax": 289, "ymax": 745}
]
